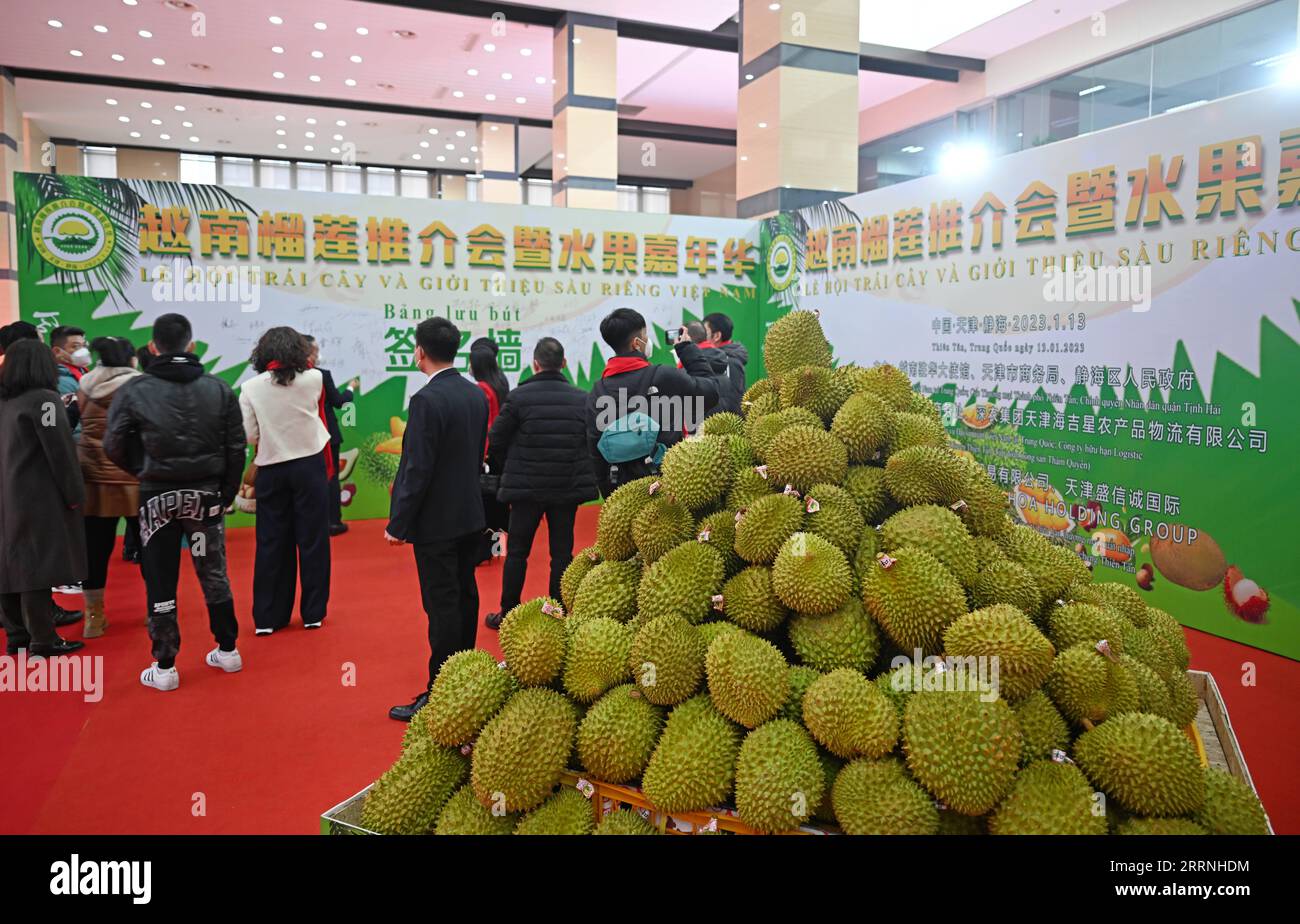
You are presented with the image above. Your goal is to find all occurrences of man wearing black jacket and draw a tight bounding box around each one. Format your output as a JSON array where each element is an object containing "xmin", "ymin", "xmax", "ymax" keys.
[
  {"xmin": 384, "ymin": 317, "xmax": 488, "ymax": 721},
  {"xmin": 483, "ymin": 338, "xmax": 597, "ymax": 630},
  {"xmin": 104, "ymin": 313, "xmax": 247, "ymax": 692},
  {"xmin": 586, "ymin": 308, "xmax": 720, "ymax": 497},
  {"xmin": 305, "ymin": 336, "xmax": 358, "ymax": 536}
]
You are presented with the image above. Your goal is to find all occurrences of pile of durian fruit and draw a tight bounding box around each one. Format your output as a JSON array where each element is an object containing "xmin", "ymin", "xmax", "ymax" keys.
[{"xmin": 361, "ymin": 310, "xmax": 1269, "ymax": 836}]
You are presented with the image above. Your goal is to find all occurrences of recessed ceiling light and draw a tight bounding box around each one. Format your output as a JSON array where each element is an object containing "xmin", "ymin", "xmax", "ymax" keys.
[
  {"xmin": 305, "ymin": 131, "xmax": 315, "ymax": 138},
  {"xmin": 272, "ymin": 46, "xmax": 284, "ymax": 54},
  {"xmin": 94, "ymin": 25, "xmax": 108, "ymax": 33},
  {"xmin": 189, "ymin": 136, "xmax": 199, "ymax": 142},
  {"xmin": 138, "ymin": 30, "xmax": 153, "ymax": 39},
  {"xmin": 520, "ymin": 48, "xmax": 532, "ymax": 56},
  {"xmin": 277, "ymin": 143, "xmax": 287, "ymax": 149},
  {"xmin": 160, "ymin": 133, "xmax": 170, "ymax": 140},
  {"xmin": 268, "ymin": 15, "xmax": 283, "ymax": 25},
  {"xmin": 350, "ymin": 54, "xmax": 362, "ymax": 63},
  {"xmin": 335, "ymin": 119, "xmax": 346, "ymax": 126},
  {"xmin": 745, "ymin": 73, "xmax": 754, "ymax": 80},
  {"xmin": 314, "ymin": 21, "xmax": 327, "ymax": 30},
  {"xmin": 459, "ymin": 157, "xmax": 468, "ymax": 164},
  {"xmin": 140, "ymin": 101, "xmax": 153, "ymax": 109},
  {"xmin": 515, "ymin": 96, "xmax": 526, "ymax": 104},
  {"xmin": 534, "ymin": 76, "xmax": 546, "ymax": 84},
  {"xmin": 484, "ymin": 43, "xmax": 496, "ymax": 52},
  {"xmin": 306, "ymin": 118, "xmax": 317, "ymax": 124},
  {"xmin": 436, "ymin": 155, "xmax": 445, "ymax": 162},
  {"xmin": 335, "ymin": 134, "xmax": 344, "ymax": 141},
  {"xmin": 330, "ymin": 147, "xmax": 339, "ymax": 154},
  {"xmin": 275, "ymin": 114, "xmax": 286, "ymax": 121},
  {"xmin": 452, "ymin": 90, "xmax": 464, "ymax": 98},
  {"xmin": 69, "ymin": 49, "xmax": 83, "ymax": 57},
  {"xmin": 111, "ymin": 54, "xmax": 125, "ymax": 61},
  {"xmin": 150, "ymin": 118, "xmax": 162, "ymax": 125},
  {"xmin": 309, "ymin": 75, "xmax": 321, "ymax": 82},
  {"xmin": 501, "ymin": 72, "xmax": 512, "ymax": 80},
  {"xmin": 276, "ymin": 129, "xmax": 286, "ymax": 136},
  {"xmin": 455, "ymin": 130, "xmax": 465, "ymax": 137},
  {"xmin": 182, "ymin": 121, "xmax": 193, "ymax": 128},
  {"xmin": 769, "ymin": 2, "xmax": 781, "ymax": 9},
  {"xmin": 305, "ymin": 144, "xmax": 314, "ymax": 151},
  {"xmin": 758, "ymin": 121, "xmax": 768, "ymax": 128},
  {"xmin": 118, "ymin": 116, "xmax": 130, "ymax": 123},
  {"xmin": 174, "ymin": 105, "xmax": 186, "ymax": 112},
  {"xmin": 470, "ymin": 145, "xmax": 478, "ymax": 152},
  {"xmin": 489, "ymin": 125, "xmax": 498, "ymax": 132},
  {"xmin": 572, "ymin": 37, "xmax": 581, "ymax": 45},
  {"xmin": 129, "ymin": 131, "xmax": 141, "ymax": 138},
  {"xmin": 355, "ymin": 26, "xmax": 368, "ymax": 36},
  {"xmin": 106, "ymin": 98, "xmax": 118, "ymax": 105},
  {"xmin": 152, "ymin": 57, "xmax": 165, "ymax": 65},
  {"xmin": 419, "ymin": 140, "xmax": 429, "ymax": 148},
  {"xmin": 445, "ymin": 143, "xmax": 454, "ymax": 150},
  {"xmin": 123, "ymin": 0, "xmax": 138, "ymax": 5},
  {"xmin": 740, "ymin": 155, "xmax": 748, "ymax": 161},
  {"xmin": 47, "ymin": 19, "xmax": 62, "ymax": 27},
  {"xmin": 467, "ymin": 68, "xmax": 478, "ymax": 76},
  {"xmin": 311, "ymin": 50, "xmax": 324, "ymax": 59},
  {"xmin": 273, "ymin": 71, "xmax": 284, "ymax": 78},
  {"xmin": 485, "ymin": 93, "xmax": 496, "ymax": 101},
  {"xmin": 344, "ymin": 78, "xmax": 356, "ymax": 86},
  {"xmin": 427, "ymin": 128, "xmax": 438, "ymax": 135},
  {"xmin": 411, "ymin": 153, "xmax": 422, "ymax": 160}
]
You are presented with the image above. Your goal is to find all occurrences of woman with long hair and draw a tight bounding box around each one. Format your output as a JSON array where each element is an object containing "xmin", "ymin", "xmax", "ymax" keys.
[
  {"xmin": 469, "ymin": 337, "xmax": 510, "ymax": 564},
  {"xmin": 239, "ymin": 327, "xmax": 332, "ymax": 634},
  {"xmin": 76, "ymin": 336, "xmax": 142, "ymax": 637},
  {"xmin": 0, "ymin": 340, "xmax": 87, "ymax": 655}
]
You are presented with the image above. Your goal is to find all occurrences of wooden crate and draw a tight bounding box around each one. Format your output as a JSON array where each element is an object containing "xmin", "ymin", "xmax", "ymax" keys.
[{"xmin": 1187, "ymin": 669, "xmax": 1274, "ymax": 833}]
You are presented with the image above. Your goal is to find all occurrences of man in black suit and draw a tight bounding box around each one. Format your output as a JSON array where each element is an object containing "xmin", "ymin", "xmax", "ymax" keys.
[
  {"xmin": 384, "ymin": 317, "xmax": 489, "ymax": 721},
  {"xmin": 305, "ymin": 336, "xmax": 358, "ymax": 536}
]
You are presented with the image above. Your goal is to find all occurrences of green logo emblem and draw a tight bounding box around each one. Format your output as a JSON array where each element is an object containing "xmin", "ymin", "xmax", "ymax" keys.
[
  {"xmin": 32, "ymin": 199, "xmax": 116, "ymax": 272},
  {"xmin": 766, "ymin": 232, "xmax": 797, "ymax": 292}
]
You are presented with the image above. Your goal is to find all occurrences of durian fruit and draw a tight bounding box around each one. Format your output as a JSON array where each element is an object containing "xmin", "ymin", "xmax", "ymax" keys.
[
  {"xmin": 1002, "ymin": 526, "xmax": 1090, "ymax": 610},
  {"xmin": 853, "ymin": 529, "xmax": 882, "ymax": 578},
  {"xmin": 635, "ymin": 541, "xmax": 724, "ymax": 628},
  {"xmin": 1014, "ymin": 690, "xmax": 1070, "ymax": 765},
  {"xmin": 360, "ymin": 736, "xmax": 468, "ymax": 835},
  {"xmin": 771, "ymin": 532, "xmax": 853, "ymax": 615},
  {"xmin": 763, "ymin": 309, "xmax": 833, "ymax": 376},
  {"xmin": 742, "ymin": 377, "xmax": 774, "ymax": 408},
  {"xmin": 1145, "ymin": 606, "xmax": 1191, "ymax": 671},
  {"xmin": 1191, "ymin": 768, "xmax": 1269, "ymax": 835},
  {"xmin": 884, "ymin": 445, "xmax": 967, "ymax": 507},
  {"xmin": 660, "ymin": 435, "xmax": 733, "ymax": 511},
  {"xmin": 937, "ymin": 810, "xmax": 988, "ymax": 836},
  {"xmin": 641, "ymin": 694, "xmax": 743, "ymax": 813},
  {"xmin": 627, "ymin": 613, "xmax": 707, "ymax": 706},
  {"xmin": 1044, "ymin": 642, "xmax": 1140, "ymax": 725},
  {"xmin": 434, "ymin": 783, "xmax": 518, "ymax": 835},
  {"xmin": 842, "ymin": 464, "xmax": 895, "ymax": 524},
  {"xmin": 594, "ymin": 808, "xmax": 660, "ymax": 835},
  {"xmin": 802, "ymin": 483, "xmax": 865, "ymax": 555},
  {"xmin": 726, "ymin": 465, "xmax": 772, "ymax": 510},
  {"xmin": 720, "ymin": 433, "xmax": 756, "ymax": 472},
  {"xmin": 498, "ymin": 598, "xmax": 568, "ymax": 687},
  {"xmin": 881, "ymin": 504, "xmax": 978, "ymax": 587},
  {"xmin": 513, "ymin": 788, "xmax": 595, "ymax": 835},
  {"xmin": 778, "ymin": 365, "xmax": 844, "ymax": 423},
  {"xmin": 1067, "ymin": 581, "xmax": 1149, "ymax": 626},
  {"xmin": 576, "ymin": 684, "xmax": 665, "ymax": 783},
  {"xmin": 746, "ymin": 406, "xmax": 822, "ymax": 463},
  {"xmin": 988, "ymin": 760, "xmax": 1107, "ymax": 835},
  {"xmin": 903, "ymin": 690, "xmax": 1023, "ymax": 816},
  {"xmin": 832, "ymin": 758, "xmax": 940, "ymax": 835},
  {"xmin": 942, "ymin": 605, "xmax": 1056, "ymax": 702},
  {"xmin": 704, "ymin": 630, "xmax": 790, "ymax": 728},
  {"xmin": 1118, "ymin": 623, "xmax": 1176, "ymax": 681},
  {"xmin": 888, "ymin": 412, "xmax": 948, "ymax": 453},
  {"xmin": 700, "ymin": 411, "xmax": 745, "ymax": 437},
  {"xmin": 973, "ymin": 535, "xmax": 1007, "ymax": 568},
  {"xmin": 861, "ymin": 544, "xmax": 967, "ymax": 655},
  {"xmin": 1115, "ymin": 817, "xmax": 1207, "ymax": 835},
  {"xmin": 908, "ymin": 389, "xmax": 943, "ymax": 422},
  {"xmin": 470, "ymin": 688, "xmax": 578, "ymax": 813},
  {"xmin": 745, "ymin": 390, "xmax": 780, "ymax": 419},
  {"xmin": 1121, "ymin": 654, "xmax": 1174, "ymax": 720},
  {"xmin": 562, "ymin": 617, "xmax": 634, "ymax": 703},
  {"xmin": 780, "ymin": 664, "xmax": 822, "ymax": 722},
  {"xmin": 766, "ymin": 424, "xmax": 848, "ymax": 493},
  {"xmin": 971, "ymin": 559, "xmax": 1041, "ymax": 617},
  {"xmin": 696, "ymin": 510, "xmax": 743, "ymax": 577},
  {"xmin": 1047, "ymin": 602, "xmax": 1131, "ymax": 655},
  {"xmin": 424, "ymin": 648, "xmax": 515, "ymax": 746},
  {"xmin": 734, "ymin": 492, "xmax": 805, "ymax": 564},
  {"xmin": 802, "ymin": 668, "xmax": 898, "ymax": 759},
  {"xmin": 1165, "ymin": 669, "xmax": 1200, "ymax": 727},
  {"xmin": 852, "ymin": 363, "xmax": 913, "ymax": 412},
  {"xmin": 571, "ymin": 559, "xmax": 641, "ymax": 624},
  {"xmin": 787, "ymin": 598, "xmax": 880, "ymax": 673},
  {"xmin": 560, "ymin": 546, "xmax": 601, "ymax": 612},
  {"xmin": 632, "ymin": 496, "xmax": 695, "ymax": 564},
  {"xmin": 831, "ymin": 392, "xmax": 895, "ymax": 463},
  {"xmin": 1073, "ymin": 712, "xmax": 1206, "ymax": 817},
  {"xmin": 735, "ymin": 719, "xmax": 826, "ymax": 833},
  {"xmin": 595, "ymin": 476, "xmax": 656, "ymax": 560},
  {"xmin": 720, "ymin": 565, "xmax": 789, "ymax": 634}
]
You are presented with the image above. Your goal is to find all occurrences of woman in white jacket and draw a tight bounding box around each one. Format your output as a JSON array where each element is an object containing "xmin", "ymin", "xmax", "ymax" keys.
[{"xmin": 239, "ymin": 327, "xmax": 332, "ymax": 634}]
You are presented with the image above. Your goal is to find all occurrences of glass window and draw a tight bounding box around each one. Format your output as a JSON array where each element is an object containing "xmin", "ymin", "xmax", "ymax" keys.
[
  {"xmin": 465, "ymin": 176, "xmax": 481, "ymax": 202},
  {"xmin": 220, "ymin": 156, "xmax": 255, "ymax": 187},
  {"xmin": 524, "ymin": 178, "xmax": 552, "ymax": 206},
  {"xmin": 641, "ymin": 187, "xmax": 670, "ymax": 214},
  {"xmin": 296, "ymin": 162, "xmax": 327, "ymax": 191},
  {"xmin": 82, "ymin": 146, "xmax": 118, "ymax": 178},
  {"xmin": 616, "ymin": 185, "xmax": 639, "ymax": 212},
  {"xmin": 367, "ymin": 167, "xmax": 396, "ymax": 196},
  {"xmin": 178, "ymin": 152, "xmax": 216, "ymax": 184},
  {"xmin": 332, "ymin": 164, "xmax": 363, "ymax": 194},
  {"xmin": 400, "ymin": 169, "xmax": 430, "ymax": 198},
  {"xmin": 858, "ymin": 114, "xmax": 956, "ymax": 191},
  {"xmin": 258, "ymin": 159, "xmax": 292, "ymax": 189}
]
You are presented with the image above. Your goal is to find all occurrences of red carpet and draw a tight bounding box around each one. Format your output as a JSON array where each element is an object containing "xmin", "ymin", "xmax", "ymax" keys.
[{"xmin": 2, "ymin": 508, "xmax": 1297, "ymax": 834}]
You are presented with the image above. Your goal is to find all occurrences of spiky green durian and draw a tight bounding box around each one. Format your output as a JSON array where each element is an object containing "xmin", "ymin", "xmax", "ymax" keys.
[
  {"xmin": 853, "ymin": 363, "xmax": 913, "ymax": 411},
  {"xmin": 888, "ymin": 412, "xmax": 948, "ymax": 453},
  {"xmin": 594, "ymin": 476, "xmax": 656, "ymax": 560},
  {"xmin": 1115, "ymin": 817, "xmax": 1207, "ymax": 835},
  {"xmin": 1066, "ymin": 581, "xmax": 1149, "ymax": 626},
  {"xmin": 434, "ymin": 784, "xmax": 517, "ymax": 835},
  {"xmin": 802, "ymin": 668, "xmax": 898, "ymax": 759},
  {"xmin": 725, "ymin": 465, "xmax": 772, "ymax": 510},
  {"xmin": 1144, "ymin": 606, "xmax": 1191, "ymax": 671},
  {"xmin": 777, "ymin": 364, "xmax": 844, "ymax": 424},
  {"xmin": 734, "ymin": 719, "xmax": 826, "ymax": 833},
  {"xmin": 881, "ymin": 504, "xmax": 978, "ymax": 587},
  {"xmin": 704, "ymin": 630, "xmax": 790, "ymax": 728},
  {"xmin": 831, "ymin": 392, "xmax": 895, "ymax": 463},
  {"xmin": 1047, "ymin": 602, "xmax": 1131, "ymax": 655},
  {"xmin": 1165, "ymin": 669, "xmax": 1199, "ymax": 728},
  {"xmin": 423, "ymin": 648, "xmax": 515, "ymax": 746},
  {"xmin": 903, "ymin": 690, "xmax": 1023, "ymax": 816},
  {"xmin": 631, "ymin": 495, "xmax": 695, "ymax": 564},
  {"xmin": 635, "ymin": 541, "xmax": 724, "ymax": 627},
  {"xmin": 700, "ymin": 411, "xmax": 745, "ymax": 437},
  {"xmin": 720, "ymin": 565, "xmax": 788, "ymax": 634},
  {"xmin": 1002, "ymin": 526, "xmax": 1089, "ymax": 609},
  {"xmin": 1121, "ymin": 654, "xmax": 1174, "ymax": 721},
  {"xmin": 513, "ymin": 788, "xmax": 595, "ymax": 835},
  {"xmin": 763, "ymin": 309, "xmax": 833, "ymax": 376},
  {"xmin": 576, "ymin": 684, "xmax": 665, "ymax": 783},
  {"xmin": 971, "ymin": 558, "xmax": 1042, "ymax": 616},
  {"xmin": 766, "ymin": 425, "xmax": 848, "ymax": 493},
  {"xmin": 1014, "ymin": 689, "xmax": 1071, "ymax": 765},
  {"xmin": 560, "ymin": 545, "xmax": 601, "ymax": 612},
  {"xmin": 361, "ymin": 736, "xmax": 469, "ymax": 835},
  {"xmin": 627, "ymin": 613, "xmax": 707, "ymax": 706},
  {"xmin": 1118, "ymin": 623, "xmax": 1176, "ymax": 681},
  {"xmin": 746, "ymin": 406, "xmax": 822, "ymax": 464},
  {"xmin": 696, "ymin": 509, "xmax": 744, "ymax": 578},
  {"xmin": 973, "ymin": 536, "xmax": 1007, "ymax": 568},
  {"xmin": 1044, "ymin": 642, "xmax": 1140, "ymax": 725},
  {"xmin": 498, "ymin": 598, "xmax": 568, "ymax": 687},
  {"xmin": 802, "ymin": 482, "xmax": 865, "ymax": 555},
  {"xmin": 780, "ymin": 665, "xmax": 823, "ymax": 722},
  {"xmin": 561, "ymin": 617, "xmax": 634, "ymax": 703},
  {"xmin": 470, "ymin": 689, "xmax": 578, "ymax": 813},
  {"xmin": 641, "ymin": 694, "xmax": 743, "ymax": 813},
  {"xmin": 1073, "ymin": 712, "xmax": 1206, "ymax": 817},
  {"xmin": 571, "ymin": 559, "xmax": 641, "ymax": 624},
  {"xmin": 908, "ymin": 389, "xmax": 944, "ymax": 422},
  {"xmin": 787, "ymin": 597, "xmax": 880, "ymax": 673},
  {"xmin": 884, "ymin": 445, "xmax": 967, "ymax": 507},
  {"xmin": 942, "ymin": 604, "xmax": 1056, "ymax": 702},
  {"xmin": 861, "ymin": 544, "xmax": 967, "ymax": 655},
  {"xmin": 988, "ymin": 760, "xmax": 1107, "ymax": 835},
  {"xmin": 832, "ymin": 758, "xmax": 940, "ymax": 835},
  {"xmin": 734, "ymin": 492, "xmax": 805, "ymax": 564},
  {"xmin": 594, "ymin": 808, "xmax": 660, "ymax": 835},
  {"xmin": 660, "ymin": 434, "xmax": 733, "ymax": 511},
  {"xmin": 952, "ymin": 466, "xmax": 1013, "ymax": 539},
  {"xmin": 1192, "ymin": 768, "xmax": 1269, "ymax": 835},
  {"xmin": 843, "ymin": 464, "xmax": 895, "ymax": 524}
]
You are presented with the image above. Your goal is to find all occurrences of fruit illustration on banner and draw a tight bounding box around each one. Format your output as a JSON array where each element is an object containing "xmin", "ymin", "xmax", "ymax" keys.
[
  {"xmin": 1089, "ymin": 527, "xmax": 1135, "ymax": 566},
  {"xmin": 1224, "ymin": 565, "xmax": 1270, "ymax": 624},
  {"xmin": 959, "ymin": 399, "xmax": 997, "ymax": 431},
  {"xmin": 1150, "ymin": 529, "xmax": 1228, "ymax": 592},
  {"xmin": 1013, "ymin": 481, "xmax": 1073, "ymax": 534}
]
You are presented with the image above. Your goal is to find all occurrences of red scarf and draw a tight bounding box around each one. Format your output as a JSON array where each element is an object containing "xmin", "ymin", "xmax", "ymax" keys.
[
  {"xmin": 603, "ymin": 355, "xmax": 651, "ymax": 378},
  {"xmin": 61, "ymin": 362, "xmax": 84, "ymax": 381},
  {"xmin": 264, "ymin": 361, "xmax": 335, "ymax": 479}
]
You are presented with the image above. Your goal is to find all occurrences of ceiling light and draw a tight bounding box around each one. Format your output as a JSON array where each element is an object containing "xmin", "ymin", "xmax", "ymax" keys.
[
  {"xmin": 335, "ymin": 120, "xmax": 346, "ymax": 127},
  {"xmin": 330, "ymin": 147, "xmax": 340, "ymax": 154},
  {"xmin": 436, "ymin": 155, "xmax": 445, "ymax": 162},
  {"xmin": 268, "ymin": 15, "xmax": 283, "ymax": 25},
  {"xmin": 152, "ymin": 57, "xmax": 166, "ymax": 65},
  {"xmin": 304, "ymin": 145, "xmax": 314, "ymax": 151},
  {"xmin": 485, "ymin": 93, "xmax": 496, "ymax": 101},
  {"xmin": 309, "ymin": 75, "xmax": 321, "ymax": 82},
  {"xmin": 150, "ymin": 118, "xmax": 162, "ymax": 125},
  {"xmin": 470, "ymin": 145, "xmax": 478, "ymax": 152},
  {"xmin": 335, "ymin": 134, "xmax": 345, "ymax": 141},
  {"xmin": 572, "ymin": 37, "xmax": 581, "ymax": 45},
  {"xmin": 69, "ymin": 49, "xmax": 83, "ymax": 57},
  {"xmin": 501, "ymin": 72, "xmax": 512, "ymax": 80},
  {"xmin": 355, "ymin": 26, "xmax": 368, "ymax": 36},
  {"xmin": 123, "ymin": 0, "xmax": 138, "ymax": 4},
  {"xmin": 534, "ymin": 76, "xmax": 545, "ymax": 84},
  {"xmin": 740, "ymin": 155, "xmax": 748, "ymax": 161},
  {"xmin": 160, "ymin": 133, "xmax": 170, "ymax": 140},
  {"xmin": 276, "ymin": 129, "xmax": 286, "ymax": 135},
  {"xmin": 489, "ymin": 125, "xmax": 498, "ymax": 132},
  {"xmin": 118, "ymin": 115, "xmax": 130, "ymax": 123},
  {"xmin": 140, "ymin": 101, "xmax": 153, "ymax": 109},
  {"xmin": 445, "ymin": 143, "xmax": 454, "ymax": 150},
  {"xmin": 745, "ymin": 73, "xmax": 754, "ymax": 80},
  {"xmin": 111, "ymin": 54, "xmax": 125, "ymax": 61},
  {"xmin": 411, "ymin": 153, "xmax": 422, "ymax": 160},
  {"xmin": 311, "ymin": 50, "xmax": 324, "ymax": 59},
  {"xmin": 344, "ymin": 78, "xmax": 357, "ymax": 86},
  {"xmin": 515, "ymin": 96, "xmax": 526, "ymax": 104},
  {"xmin": 769, "ymin": 2, "xmax": 780, "ymax": 9},
  {"xmin": 129, "ymin": 131, "xmax": 141, "ymax": 138},
  {"xmin": 350, "ymin": 54, "xmax": 362, "ymax": 63},
  {"xmin": 459, "ymin": 157, "xmax": 468, "ymax": 164},
  {"xmin": 273, "ymin": 71, "xmax": 285, "ymax": 78},
  {"xmin": 455, "ymin": 130, "xmax": 466, "ymax": 137},
  {"xmin": 306, "ymin": 131, "xmax": 316, "ymax": 138},
  {"xmin": 758, "ymin": 121, "xmax": 767, "ymax": 128},
  {"xmin": 139, "ymin": 30, "xmax": 153, "ymax": 38},
  {"xmin": 182, "ymin": 121, "xmax": 193, "ymax": 128},
  {"xmin": 306, "ymin": 118, "xmax": 317, "ymax": 124},
  {"xmin": 901, "ymin": 144, "xmax": 924, "ymax": 153},
  {"xmin": 275, "ymin": 114, "xmax": 286, "ymax": 121},
  {"xmin": 419, "ymin": 140, "xmax": 429, "ymax": 148},
  {"xmin": 453, "ymin": 90, "xmax": 464, "ymax": 98},
  {"xmin": 314, "ymin": 21, "xmax": 327, "ymax": 30},
  {"xmin": 484, "ymin": 43, "xmax": 495, "ymax": 52},
  {"xmin": 277, "ymin": 143, "xmax": 287, "ymax": 149},
  {"xmin": 272, "ymin": 46, "xmax": 284, "ymax": 54},
  {"xmin": 48, "ymin": 19, "xmax": 62, "ymax": 27},
  {"xmin": 106, "ymin": 98, "xmax": 118, "ymax": 105},
  {"xmin": 938, "ymin": 140, "xmax": 989, "ymax": 177},
  {"xmin": 1163, "ymin": 99, "xmax": 1209, "ymax": 114},
  {"xmin": 1281, "ymin": 54, "xmax": 1300, "ymax": 85},
  {"xmin": 174, "ymin": 105, "xmax": 186, "ymax": 111},
  {"xmin": 1077, "ymin": 83, "xmax": 1106, "ymax": 97},
  {"xmin": 467, "ymin": 68, "xmax": 478, "ymax": 76},
  {"xmin": 520, "ymin": 48, "xmax": 532, "ymax": 56},
  {"xmin": 427, "ymin": 128, "xmax": 438, "ymax": 135},
  {"xmin": 189, "ymin": 136, "xmax": 199, "ymax": 142},
  {"xmin": 94, "ymin": 25, "xmax": 108, "ymax": 33}
]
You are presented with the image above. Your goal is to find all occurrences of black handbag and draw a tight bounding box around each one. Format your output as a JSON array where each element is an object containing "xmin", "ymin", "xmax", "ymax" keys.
[{"xmin": 480, "ymin": 462, "xmax": 500, "ymax": 496}]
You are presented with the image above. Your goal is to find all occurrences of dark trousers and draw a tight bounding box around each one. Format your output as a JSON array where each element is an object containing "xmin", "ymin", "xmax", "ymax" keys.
[
  {"xmin": 500, "ymin": 500, "xmax": 577, "ymax": 613},
  {"xmin": 0, "ymin": 590, "xmax": 58, "ymax": 647},
  {"xmin": 122, "ymin": 516, "xmax": 141, "ymax": 560},
  {"xmin": 83, "ymin": 515, "xmax": 120, "ymax": 590},
  {"xmin": 138, "ymin": 491, "xmax": 237, "ymax": 670},
  {"xmin": 328, "ymin": 443, "xmax": 343, "ymax": 528},
  {"xmin": 413, "ymin": 531, "xmax": 481, "ymax": 690},
  {"xmin": 253, "ymin": 454, "xmax": 332, "ymax": 630}
]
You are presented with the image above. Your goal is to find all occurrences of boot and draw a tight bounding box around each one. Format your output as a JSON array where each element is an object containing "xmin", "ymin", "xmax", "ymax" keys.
[{"xmin": 83, "ymin": 588, "xmax": 108, "ymax": 639}]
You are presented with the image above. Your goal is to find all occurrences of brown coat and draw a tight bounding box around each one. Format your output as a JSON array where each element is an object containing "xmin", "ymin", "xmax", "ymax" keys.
[
  {"xmin": 77, "ymin": 365, "xmax": 142, "ymax": 517},
  {"xmin": 0, "ymin": 387, "xmax": 87, "ymax": 593}
]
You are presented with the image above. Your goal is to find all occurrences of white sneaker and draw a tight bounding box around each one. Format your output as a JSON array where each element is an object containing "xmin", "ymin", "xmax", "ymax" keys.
[
  {"xmin": 140, "ymin": 663, "xmax": 179, "ymax": 692},
  {"xmin": 53, "ymin": 584, "xmax": 84, "ymax": 595},
  {"xmin": 205, "ymin": 647, "xmax": 243, "ymax": 672},
  {"xmin": 254, "ymin": 627, "xmax": 274, "ymax": 636},
  {"xmin": 304, "ymin": 621, "xmax": 322, "ymax": 630}
]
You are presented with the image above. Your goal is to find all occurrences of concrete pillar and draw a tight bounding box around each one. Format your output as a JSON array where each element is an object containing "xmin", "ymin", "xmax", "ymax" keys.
[
  {"xmin": 0, "ymin": 68, "xmax": 18, "ymax": 325},
  {"xmin": 552, "ymin": 13, "xmax": 618, "ymax": 210},
  {"xmin": 736, "ymin": 0, "xmax": 860, "ymax": 218},
  {"xmin": 477, "ymin": 116, "xmax": 521, "ymax": 204},
  {"xmin": 440, "ymin": 174, "xmax": 467, "ymax": 201}
]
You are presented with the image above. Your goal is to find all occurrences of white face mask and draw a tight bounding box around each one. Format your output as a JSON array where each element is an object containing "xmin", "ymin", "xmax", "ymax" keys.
[{"xmin": 69, "ymin": 347, "xmax": 92, "ymax": 368}]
